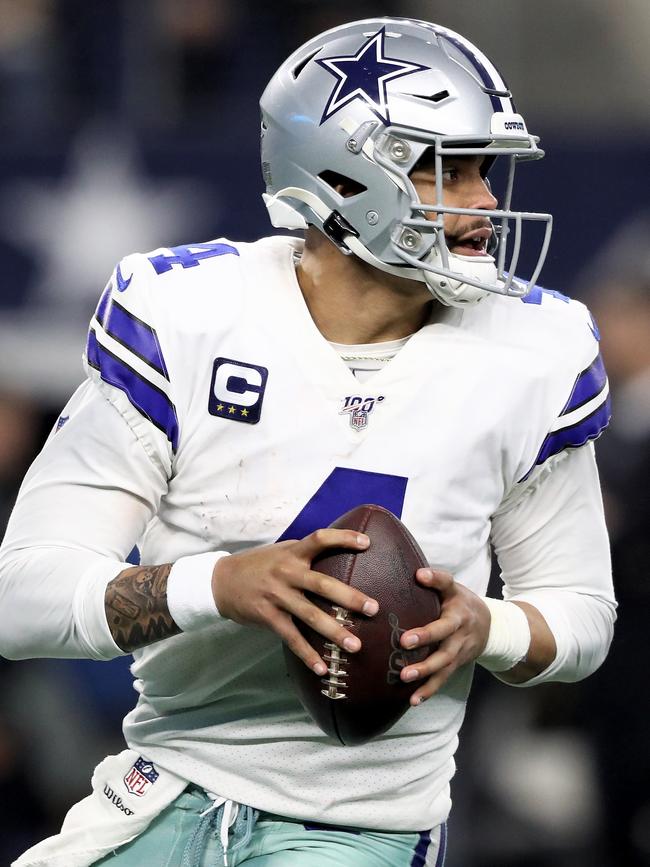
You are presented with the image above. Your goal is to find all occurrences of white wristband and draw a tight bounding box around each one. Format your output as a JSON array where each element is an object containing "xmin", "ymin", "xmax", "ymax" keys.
[
  {"xmin": 477, "ymin": 597, "xmax": 531, "ymax": 672},
  {"xmin": 166, "ymin": 552, "xmax": 229, "ymax": 632}
]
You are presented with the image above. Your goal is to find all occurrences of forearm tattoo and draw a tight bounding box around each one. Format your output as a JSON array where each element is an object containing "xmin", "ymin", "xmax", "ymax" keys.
[{"xmin": 105, "ymin": 564, "xmax": 181, "ymax": 652}]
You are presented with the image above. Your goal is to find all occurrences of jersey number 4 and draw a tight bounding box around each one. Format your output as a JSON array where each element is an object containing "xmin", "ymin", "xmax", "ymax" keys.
[
  {"xmin": 148, "ymin": 243, "xmax": 239, "ymax": 275},
  {"xmin": 277, "ymin": 467, "xmax": 407, "ymax": 541}
]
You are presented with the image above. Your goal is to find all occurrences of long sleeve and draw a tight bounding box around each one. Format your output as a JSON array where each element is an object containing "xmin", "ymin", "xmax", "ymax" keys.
[
  {"xmin": 490, "ymin": 443, "xmax": 616, "ymax": 685},
  {"xmin": 0, "ymin": 379, "xmax": 169, "ymax": 660}
]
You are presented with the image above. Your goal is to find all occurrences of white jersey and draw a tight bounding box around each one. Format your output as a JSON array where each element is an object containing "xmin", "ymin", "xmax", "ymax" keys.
[{"xmin": 0, "ymin": 236, "xmax": 615, "ymax": 833}]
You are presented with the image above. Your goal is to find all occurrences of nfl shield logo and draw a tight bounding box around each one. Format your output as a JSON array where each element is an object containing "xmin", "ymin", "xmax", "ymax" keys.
[
  {"xmin": 350, "ymin": 408, "xmax": 368, "ymax": 430},
  {"xmin": 123, "ymin": 756, "xmax": 159, "ymax": 797}
]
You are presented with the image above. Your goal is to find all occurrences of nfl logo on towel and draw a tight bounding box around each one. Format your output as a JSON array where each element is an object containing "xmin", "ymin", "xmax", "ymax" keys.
[{"xmin": 123, "ymin": 756, "xmax": 160, "ymax": 797}]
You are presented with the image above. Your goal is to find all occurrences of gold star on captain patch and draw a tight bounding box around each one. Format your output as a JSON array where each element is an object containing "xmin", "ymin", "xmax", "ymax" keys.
[
  {"xmin": 228, "ymin": 406, "xmax": 236, "ymax": 414},
  {"xmin": 241, "ymin": 408, "xmax": 249, "ymax": 417},
  {"xmin": 216, "ymin": 403, "xmax": 224, "ymax": 412}
]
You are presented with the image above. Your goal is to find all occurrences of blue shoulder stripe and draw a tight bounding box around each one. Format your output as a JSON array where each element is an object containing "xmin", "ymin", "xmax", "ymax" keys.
[
  {"xmin": 95, "ymin": 282, "xmax": 112, "ymax": 324},
  {"xmin": 86, "ymin": 330, "xmax": 179, "ymax": 451},
  {"xmin": 532, "ymin": 394, "xmax": 611, "ymax": 470},
  {"xmin": 86, "ymin": 327, "xmax": 100, "ymax": 370},
  {"xmin": 97, "ymin": 298, "xmax": 169, "ymax": 379},
  {"xmin": 561, "ymin": 354, "xmax": 607, "ymax": 416}
]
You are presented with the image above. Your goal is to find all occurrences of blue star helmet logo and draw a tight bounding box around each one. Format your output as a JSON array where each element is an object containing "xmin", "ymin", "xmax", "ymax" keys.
[{"xmin": 317, "ymin": 27, "xmax": 429, "ymax": 126}]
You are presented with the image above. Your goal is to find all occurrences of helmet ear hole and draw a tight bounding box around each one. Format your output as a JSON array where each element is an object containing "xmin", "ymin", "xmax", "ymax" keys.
[{"xmin": 318, "ymin": 171, "xmax": 367, "ymax": 198}]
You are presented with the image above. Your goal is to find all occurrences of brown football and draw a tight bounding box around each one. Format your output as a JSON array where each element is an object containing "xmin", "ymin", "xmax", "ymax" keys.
[{"xmin": 284, "ymin": 504, "xmax": 441, "ymax": 745}]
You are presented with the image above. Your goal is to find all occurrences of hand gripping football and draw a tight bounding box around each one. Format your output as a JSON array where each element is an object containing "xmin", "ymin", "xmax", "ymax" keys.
[{"xmin": 284, "ymin": 504, "xmax": 441, "ymax": 745}]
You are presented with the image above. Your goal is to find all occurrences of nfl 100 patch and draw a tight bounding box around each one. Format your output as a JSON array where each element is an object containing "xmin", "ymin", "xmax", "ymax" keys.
[
  {"xmin": 209, "ymin": 357, "xmax": 269, "ymax": 424},
  {"xmin": 340, "ymin": 394, "xmax": 385, "ymax": 431},
  {"xmin": 123, "ymin": 756, "xmax": 160, "ymax": 797}
]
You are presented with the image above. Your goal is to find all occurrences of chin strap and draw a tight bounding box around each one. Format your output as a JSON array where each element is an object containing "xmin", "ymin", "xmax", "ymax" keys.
[
  {"xmin": 344, "ymin": 232, "xmax": 498, "ymax": 307},
  {"xmin": 342, "ymin": 234, "xmax": 418, "ymax": 279},
  {"xmin": 262, "ymin": 186, "xmax": 507, "ymax": 307},
  {"xmin": 263, "ymin": 186, "xmax": 424, "ymax": 282}
]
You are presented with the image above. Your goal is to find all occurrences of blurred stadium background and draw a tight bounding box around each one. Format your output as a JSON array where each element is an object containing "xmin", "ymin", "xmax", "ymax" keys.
[{"xmin": 0, "ymin": 1, "xmax": 648, "ymax": 865}]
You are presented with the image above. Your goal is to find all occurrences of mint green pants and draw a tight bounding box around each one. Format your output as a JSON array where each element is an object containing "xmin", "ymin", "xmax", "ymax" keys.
[{"xmin": 94, "ymin": 786, "xmax": 447, "ymax": 866}]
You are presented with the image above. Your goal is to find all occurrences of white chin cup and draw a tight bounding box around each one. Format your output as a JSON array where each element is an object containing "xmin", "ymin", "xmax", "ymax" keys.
[{"xmin": 422, "ymin": 251, "xmax": 499, "ymax": 307}]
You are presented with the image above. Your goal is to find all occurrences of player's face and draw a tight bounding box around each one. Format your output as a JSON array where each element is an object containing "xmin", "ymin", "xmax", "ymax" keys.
[{"xmin": 409, "ymin": 155, "xmax": 497, "ymax": 257}]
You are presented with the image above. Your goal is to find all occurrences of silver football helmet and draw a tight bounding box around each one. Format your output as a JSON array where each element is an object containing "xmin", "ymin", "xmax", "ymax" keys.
[{"xmin": 260, "ymin": 18, "xmax": 552, "ymax": 306}]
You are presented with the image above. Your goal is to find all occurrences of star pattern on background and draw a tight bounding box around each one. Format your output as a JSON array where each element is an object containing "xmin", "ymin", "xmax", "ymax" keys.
[
  {"xmin": 317, "ymin": 27, "xmax": 429, "ymax": 125},
  {"xmin": 2, "ymin": 123, "xmax": 211, "ymax": 314},
  {"xmin": 0, "ymin": 122, "xmax": 214, "ymax": 400}
]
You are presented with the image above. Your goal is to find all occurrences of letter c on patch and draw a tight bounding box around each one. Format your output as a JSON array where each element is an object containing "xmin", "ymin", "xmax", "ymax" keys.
[
  {"xmin": 214, "ymin": 362, "xmax": 263, "ymax": 407},
  {"xmin": 208, "ymin": 357, "xmax": 269, "ymax": 424}
]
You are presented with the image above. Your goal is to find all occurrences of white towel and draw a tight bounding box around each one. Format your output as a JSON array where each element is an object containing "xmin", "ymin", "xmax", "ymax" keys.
[{"xmin": 13, "ymin": 750, "xmax": 188, "ymax": 867}]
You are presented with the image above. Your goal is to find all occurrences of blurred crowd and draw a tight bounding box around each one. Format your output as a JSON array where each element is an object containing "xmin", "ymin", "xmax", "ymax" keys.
[{"xmin": 0, "ymin": 2, "xmax": 649, "ymax": 866}]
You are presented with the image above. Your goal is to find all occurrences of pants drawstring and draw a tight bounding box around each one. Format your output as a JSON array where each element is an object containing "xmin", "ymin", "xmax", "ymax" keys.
[{"xmin": 181, "ymin": 795, "xmax": 259, "ymax": 867}]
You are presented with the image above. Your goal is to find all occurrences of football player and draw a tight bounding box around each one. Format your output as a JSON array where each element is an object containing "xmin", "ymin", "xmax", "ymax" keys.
[{"xmin": 0, "ymin": 17, "xmax": 615, "ymax": 867}]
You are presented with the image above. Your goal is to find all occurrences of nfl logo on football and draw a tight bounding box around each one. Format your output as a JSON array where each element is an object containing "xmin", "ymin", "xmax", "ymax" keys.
[
  {"xmin": 339, "ymin": 395, "xmax": 385, "ymax": 431},
  {"xmin": 123, "ymin": 756, "xmax": 160, "ymax": 797}
]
